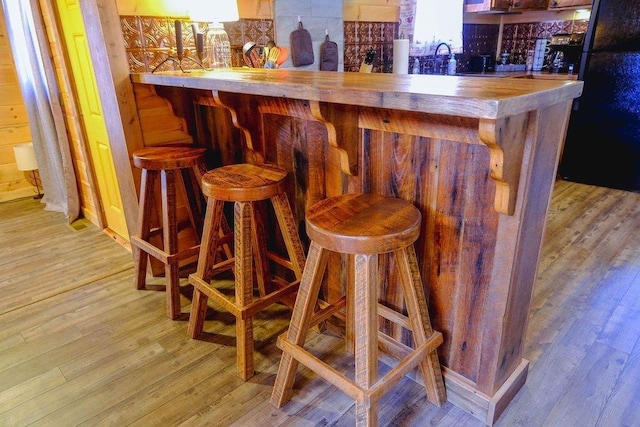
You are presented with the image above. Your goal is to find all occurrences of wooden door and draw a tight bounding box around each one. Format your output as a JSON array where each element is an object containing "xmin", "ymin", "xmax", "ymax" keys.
[{"xmin": 54, "ymin": 0, "xmax": 128, "ymax": 239}]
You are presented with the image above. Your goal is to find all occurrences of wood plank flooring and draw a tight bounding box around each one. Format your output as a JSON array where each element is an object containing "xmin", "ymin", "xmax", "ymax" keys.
[{"xmin": 1, "ymin": 179, "xmax": 639, "ymax": 426}]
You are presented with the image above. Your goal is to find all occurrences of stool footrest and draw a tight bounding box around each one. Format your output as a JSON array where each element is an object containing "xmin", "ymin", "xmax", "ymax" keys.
[
  {"xmin": 189, "ymin": 274, "xmax": 300, "ymax": 319},
  {"xmin": 277, "ymin": 331, "xmax": 442, "ymax": 403},
  {"xmin": 208, "ymin": 258, "xmax": 235, "ymax": 276},
  {"xmin": 377, "ymin": 304, "xmax": 410, "ymax": 330},
  {"xmin": 266, "ymin": 251, "xmax": 294, "ymax": 271},
  {"xmin": 131, "ymin": 235, "xmax": 200, "ymax": 264},
  {"xmin": 309, "ymin": 296, "xmax": 347, "ymax": 327}
]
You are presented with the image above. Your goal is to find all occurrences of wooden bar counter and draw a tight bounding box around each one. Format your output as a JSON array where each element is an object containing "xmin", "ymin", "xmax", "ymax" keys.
[{"xmin": 131, "ymin": 69, "xmax": 583, "ymax": 425}]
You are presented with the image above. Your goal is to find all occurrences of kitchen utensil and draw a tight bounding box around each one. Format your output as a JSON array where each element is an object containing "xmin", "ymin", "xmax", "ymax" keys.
[
  {"xmin": 264, "ymin": 46, "xmax": 280, "ymax": 68},
  {"xmin": 275, "ymin": 47, "xmax": 289, "ymax": 66},
  {"xmin": 242, "ymin": 41, "xmax": 263, "ymax": 68},
  {"xmin": 359, "ymin": 47, "xmax": 376, "ymax": 73}
]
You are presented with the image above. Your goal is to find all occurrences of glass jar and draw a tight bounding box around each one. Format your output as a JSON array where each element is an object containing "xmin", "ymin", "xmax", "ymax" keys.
[{"xmin": 208, "ymin": 24, "xmax": 231, "ymax": 69}]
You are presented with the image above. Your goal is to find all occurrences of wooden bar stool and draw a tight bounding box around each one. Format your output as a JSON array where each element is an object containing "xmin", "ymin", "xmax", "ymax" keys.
[
  {"xmin": 130, "ymin": 146, "xmax": 208, "ymax": 319},
  {"xmin": 270, "ymin": 193, "xmax": 446, "ymax": 425},
  {"xmin": 188, "ymin": 163, "xmax": 306, "ymax": 380}
]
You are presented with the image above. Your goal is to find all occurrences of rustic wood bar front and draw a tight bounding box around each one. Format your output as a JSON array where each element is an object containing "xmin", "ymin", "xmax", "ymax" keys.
[{"xmin": 131, "ymin": 69, "xmax": 583, "ymax": 425}]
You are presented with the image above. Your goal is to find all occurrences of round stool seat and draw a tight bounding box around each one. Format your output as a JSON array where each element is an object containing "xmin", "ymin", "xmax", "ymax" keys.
[
  {"xmin": 201, "ymin": 163, "xmax": 289, "ymax": 202},
  {"xmin": 133, "ymin": 146, "xmax": 206, "ymax": 170},
  {"xmin": 305, "ymin": 193, "xmax": 421, "ymax": 254}
]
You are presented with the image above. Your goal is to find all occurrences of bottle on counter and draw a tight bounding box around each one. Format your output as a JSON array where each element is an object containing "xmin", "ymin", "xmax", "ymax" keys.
[
  {"xmin": 412, "ymin": 58, "xmax": 420, "ymax": 74},
  {"xmin": 447, "ymin": 55, "xmax": 457, "ymax": 75},
  {"xmin": 500, "ymin": 52, "xmax": 510, "ymax": 65}
]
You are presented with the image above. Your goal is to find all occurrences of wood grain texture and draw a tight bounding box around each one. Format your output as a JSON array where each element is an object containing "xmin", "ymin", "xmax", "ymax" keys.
[
  {"xmin": 271, "ymin": 195, "xmax": 445, "ymax": 426},
  {"xmin": 131, "ymin": 69, "xmax": 583, "ymax": 120},
  {"xmin": 188, "ymin": 163, "xmax": 305, "ymax": 380},
  {"xmin": 0, "ymin": 7, "xmax": 34, "ymax": 203},
  {"xmin": 131, "ymin": 69, "xmax": 583, "ymax": 423},
  {"xmin": 130, "ymin": 147, "xmax": 206, "ymax": 319}
]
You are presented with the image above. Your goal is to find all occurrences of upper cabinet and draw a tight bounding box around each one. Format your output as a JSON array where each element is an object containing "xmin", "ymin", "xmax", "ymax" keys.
[
  {"xmin": 465, "ymin": 0, "xmax": 547, "ymax": 12},
  {"xmin": 464, "ymin": 0, "xmax": 511, "ymax": 13},
  {"xmin": 548, "ymin": 0, "xmax": 593, "ymax": 9},
  {"xmin": 510, "ymin": 0, "xmax": 548, "ymax": 10}
]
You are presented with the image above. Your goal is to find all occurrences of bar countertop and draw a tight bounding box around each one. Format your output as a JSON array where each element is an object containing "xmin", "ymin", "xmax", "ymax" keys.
[{"xmin": 131, "ymin": 68, "xmax": 583, "ymax": 120}]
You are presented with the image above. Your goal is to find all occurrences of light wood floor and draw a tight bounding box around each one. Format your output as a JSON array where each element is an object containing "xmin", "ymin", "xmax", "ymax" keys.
[{"xmin": 1, "ymin": 179, "xmax": 639, "ymax": 426}]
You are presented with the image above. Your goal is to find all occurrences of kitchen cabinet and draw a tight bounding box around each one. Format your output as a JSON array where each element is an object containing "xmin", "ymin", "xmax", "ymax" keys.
[
  {"xmin": 510, "ymin": 0, "xmax": 548, "ymax": 10},
  {"xmin": 548, "ymin": 0, "xmax": 593, "ymax": 8},
  {"xmin": 464, "ymin": 0, "xmax": 511, "ymax": 13}
]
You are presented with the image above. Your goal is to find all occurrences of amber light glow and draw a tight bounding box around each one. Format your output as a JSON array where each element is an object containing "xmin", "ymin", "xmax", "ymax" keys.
[{"xmin": 188, "ymin": 0, "xmax": 238, "ymax": 23}]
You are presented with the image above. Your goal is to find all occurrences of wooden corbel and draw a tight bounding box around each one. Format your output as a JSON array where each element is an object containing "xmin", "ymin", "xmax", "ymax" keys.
[
  {"xmin": 478, "ymin": 116, "xmax": 528, "ymax": 215},
  {"xmin": 258, "ymin": 98, "xmax": 356, "ymax": 176},
  {"xmin": 194, "ymin": 90, "xmax": 265, "ymax": 165}
]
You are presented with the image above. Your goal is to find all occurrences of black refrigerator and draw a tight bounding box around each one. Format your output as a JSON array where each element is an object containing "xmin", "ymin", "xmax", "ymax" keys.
[{"xmin": 558, "ymin": 0, "xmax": 640, "ymax": 192}]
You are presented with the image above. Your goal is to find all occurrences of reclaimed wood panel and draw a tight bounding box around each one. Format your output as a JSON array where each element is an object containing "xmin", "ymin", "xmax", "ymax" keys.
[{"xmin": 130, "ymin": 69, "xmax": 583, "ymax": 424}]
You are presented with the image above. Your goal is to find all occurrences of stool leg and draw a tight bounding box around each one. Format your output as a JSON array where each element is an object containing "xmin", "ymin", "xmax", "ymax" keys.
[
  {"xmin": 179, "ymin": 167, "xmax": 204, "ymax": 240},
  {"xmin": 271, "ymin": 241, "xmax": 329, "ymax": 408},
  {"xmin": 345, "ymin": 253, "xmax": 355, "ymax": 354},
  {"xmin": 235, "ymin": 201, "xmax": 254, "ymax": 380},
  {"xmin": 395, "ymin": 245, "xmax": 447, "ymax": 407},
  {"xmin": 270, "ymin": 192, "xmax": 306, "ymax": 278},
  {"xmin": 133, "ymin": 168, "xmax": 158, "ymax": 290},
  {"xmin": 354, "ymin": 253, "xmax": 379, "ymax": 426},
  {"xmin": 250, "ymin": 200, "xmax": 270, "ymax": 297},
  {"xmin": 162, "ymin": 169, "xmax": 181, "ymax": 319},
  {"xmin": 188, "ymin": 197, "xmax": 225, "ymax": 338}
]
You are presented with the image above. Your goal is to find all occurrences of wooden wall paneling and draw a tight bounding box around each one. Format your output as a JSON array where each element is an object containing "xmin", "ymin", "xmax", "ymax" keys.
[
  {"xmin": 257, "ymin": 98, "xmax": 365, "ymax": 307},
  {"xmin": 237, "ymin": 0, "xmax": 273, "ymax": 19},
  {"xmin": 114, "ymin": 0, "xmax": 273, "ymax": 19},
  {"xmin": 205, "ymin": 91, "xmax": 266, "ymax": 165},
  {"xmin": 486, "ymin": 102, "xmax": 572, "ymax": 394},
  {"xmin": 343, "ymin": 0, "xmax": 400, "ymax": 22},
  {"xmin": 0, "ymin": 6, "xmax": 35, "ymax": 202},
  {"xmin": 133, "ymin": 83, "xmax": 192, "ymax": 146},
  {"xmin": 0, "ymin": 63, "xmax": 18, "ymax": 84},
  {"xmin": 356, "ymin": 106, "xmax": 513, "ymax": 394},
  {"xmin": 193, "ymin": 103, "xmax": 242, "ymax": 168}
]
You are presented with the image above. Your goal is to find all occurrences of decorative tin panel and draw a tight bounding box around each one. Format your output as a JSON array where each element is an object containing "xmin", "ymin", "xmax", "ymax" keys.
[
  {"xmin": 343, "ymin": 21, "xmax": 397, "ymax": 73},
  {"xmin": 121, "ymin": 16, "xmax": 274, "ymax": 72}
]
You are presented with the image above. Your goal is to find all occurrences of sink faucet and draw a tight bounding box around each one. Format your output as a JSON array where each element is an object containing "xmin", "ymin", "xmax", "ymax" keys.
[
  {"xmin": 434, "ymin": 42, "xmax": 451, "ymax": 57},
  {"xmin": 430, "ymin": 42, "xmax": 452, "ymax": 74}
]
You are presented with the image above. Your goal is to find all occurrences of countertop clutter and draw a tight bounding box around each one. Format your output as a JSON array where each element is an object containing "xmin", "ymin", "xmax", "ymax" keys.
[{"xmin": 458, "ymin": 70, "xmax": 579, "ymax": 80}]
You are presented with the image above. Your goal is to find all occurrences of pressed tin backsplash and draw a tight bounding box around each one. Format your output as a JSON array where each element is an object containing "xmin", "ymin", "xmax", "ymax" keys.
[
  {"xmin": 120, "ymin": 15, "xmax": 587, "ymax": 74},
  {"xmin": 120, "ymin": 16, "xmax": 274, "ymax": 72}
]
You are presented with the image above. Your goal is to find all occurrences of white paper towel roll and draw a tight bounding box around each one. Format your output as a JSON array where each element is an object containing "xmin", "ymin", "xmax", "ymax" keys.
[{"xmin": 393, "ymin": 39, "xmax": 410, "ymax": 74}]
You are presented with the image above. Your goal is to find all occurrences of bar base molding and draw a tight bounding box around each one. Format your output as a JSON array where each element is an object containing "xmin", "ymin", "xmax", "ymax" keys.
[
  {"xmin": 443, "ymin": 359, "xmax": 529, "ymax": 426},
  {"xmin": 377, "ymin": 353, "xmax": 529, "ymax": 425}
]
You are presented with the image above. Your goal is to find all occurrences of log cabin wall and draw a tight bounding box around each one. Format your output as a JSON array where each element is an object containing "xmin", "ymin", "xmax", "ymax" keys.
[{"xmin": 0, "ymin": 7, "xmax": 35, "ymax": 202}]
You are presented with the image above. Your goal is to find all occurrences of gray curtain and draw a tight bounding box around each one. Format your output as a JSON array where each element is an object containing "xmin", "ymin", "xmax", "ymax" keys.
[{"xmin": 2, "ymin": 0, "xmax": 79, "ymax": 222}]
